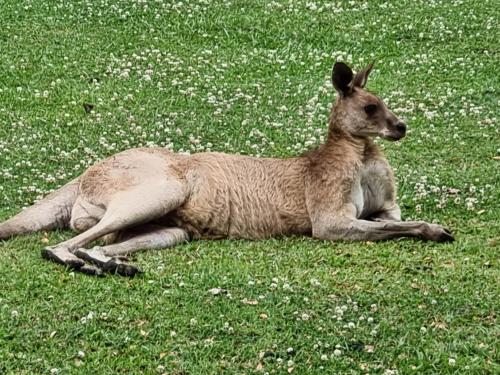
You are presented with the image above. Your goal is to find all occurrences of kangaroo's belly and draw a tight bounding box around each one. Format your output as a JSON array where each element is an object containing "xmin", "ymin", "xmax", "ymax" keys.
[{"xmin": 168, "ymin": 195, "xmax": 312, "ymax": 240}]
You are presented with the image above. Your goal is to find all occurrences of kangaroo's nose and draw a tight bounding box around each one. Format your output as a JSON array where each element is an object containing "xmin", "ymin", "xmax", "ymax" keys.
[{"xmin": 395, "ymin": 123, "xmax": 407, "ymax": 133}]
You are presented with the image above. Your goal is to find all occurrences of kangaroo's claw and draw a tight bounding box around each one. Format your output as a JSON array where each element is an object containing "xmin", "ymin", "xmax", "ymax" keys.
[{"xmin": 424, "ymin": 224, "xmax": 454, "ymax": 243}]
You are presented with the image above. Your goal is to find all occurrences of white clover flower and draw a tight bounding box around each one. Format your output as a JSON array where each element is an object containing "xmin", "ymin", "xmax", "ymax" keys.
[{"xmin": 310, "ymin": 278, "xmax": 321, "ymax": 287}]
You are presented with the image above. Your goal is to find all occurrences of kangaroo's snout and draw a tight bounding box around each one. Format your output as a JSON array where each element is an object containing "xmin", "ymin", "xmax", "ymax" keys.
[
  {"xmin": 395, "ymin": 122, "xmax": 407, "ymax": 134},
  {"xmin": 393, "ymin": 122, "xmax": 407, "ymax": 140},
  {"xmin": 380, "ymin": 120, "xmax": 407, "ymax": 141}
]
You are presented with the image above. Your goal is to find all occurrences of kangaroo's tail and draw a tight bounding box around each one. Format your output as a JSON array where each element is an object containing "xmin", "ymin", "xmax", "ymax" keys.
[{"xmin": 0, "ymin": 178, "xmax": 79, "ymax": 240}]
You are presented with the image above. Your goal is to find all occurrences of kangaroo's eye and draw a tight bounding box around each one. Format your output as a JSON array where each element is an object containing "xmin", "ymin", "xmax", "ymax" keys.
[{"xmin": 364, "ymin": 104, "xmax": 378, "ymax": 116}]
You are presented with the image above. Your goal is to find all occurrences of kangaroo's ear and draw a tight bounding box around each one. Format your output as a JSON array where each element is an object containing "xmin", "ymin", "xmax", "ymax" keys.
[
  {"xmin": 332, "ymin": 62, "xmax": 354, "ymax": 96},
  {"xmin": 353, "ymin": 62, "xmax": 374, "ymax": 88}
]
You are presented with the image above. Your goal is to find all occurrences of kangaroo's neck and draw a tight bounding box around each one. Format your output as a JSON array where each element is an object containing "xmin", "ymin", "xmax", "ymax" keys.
[
  {"xmin": 306, "ymin": 127, "xmax": 367, "ymax": 163},
  {"xmin": 300, "ymin": 111, "xmax": 385, "ymax": 177}
]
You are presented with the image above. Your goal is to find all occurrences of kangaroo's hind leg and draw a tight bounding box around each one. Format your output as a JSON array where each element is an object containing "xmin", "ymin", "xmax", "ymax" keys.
[
  {"xmin": 42, "ymin": 180, "xmax": 187, "ymax": 273},
  {"xmin": 74, "ymin": 225, "xmax": 189, "ymax": 276},
  {"xmin": 39, "ymin": 197, "xmax": 108, "ymax": 272}
]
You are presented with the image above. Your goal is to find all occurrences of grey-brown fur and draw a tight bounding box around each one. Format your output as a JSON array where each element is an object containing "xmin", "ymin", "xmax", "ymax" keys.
[{"xmin": 0, "ymin": 62, "xmax": 453, "ymax": 276}]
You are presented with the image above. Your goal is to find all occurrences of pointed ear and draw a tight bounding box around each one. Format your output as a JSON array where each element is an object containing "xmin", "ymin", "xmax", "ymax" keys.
[
  {"xmin": 352, "ymin": 62, "xmax": 374, "ymax": 88},
  {"xmin": 331, "ymin": 62, "xmax": 353, "ymax": 96}
]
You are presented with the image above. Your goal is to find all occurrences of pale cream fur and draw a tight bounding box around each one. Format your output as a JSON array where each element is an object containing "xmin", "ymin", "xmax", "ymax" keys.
[{"xmin": 0, "ymin": 62, "xmax": 453, "ymax": 276}]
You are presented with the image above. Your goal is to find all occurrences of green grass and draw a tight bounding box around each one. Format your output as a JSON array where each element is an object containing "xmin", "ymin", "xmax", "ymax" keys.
[{"xmin": 0, "ymin": 0, "xmax": 498, "ymax": 373}]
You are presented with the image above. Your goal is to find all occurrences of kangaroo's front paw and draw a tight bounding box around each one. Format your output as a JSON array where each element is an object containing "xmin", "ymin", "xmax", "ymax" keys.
[{"xmin": 423, "ymin": 224, "xmax": 454, "ymax": 243}]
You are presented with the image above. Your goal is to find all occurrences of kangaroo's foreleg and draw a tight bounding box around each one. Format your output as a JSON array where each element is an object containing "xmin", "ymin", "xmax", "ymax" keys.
[
  {"xmin": 73, "ymin": 226, "xmax": 189, "ymax": 276},
  {"xmin": 314, "ymin": 217, "xmax": 453, "ymax": 242}
]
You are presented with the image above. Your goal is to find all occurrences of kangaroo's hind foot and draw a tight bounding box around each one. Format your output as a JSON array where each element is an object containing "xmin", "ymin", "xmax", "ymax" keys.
[
  {"xmin": 41, "ymin": 246, "xmax": 104, "ymax": 276},
  {"xmin": 73, "ymin": 226, "xmax": 188, "ymax": 277}
]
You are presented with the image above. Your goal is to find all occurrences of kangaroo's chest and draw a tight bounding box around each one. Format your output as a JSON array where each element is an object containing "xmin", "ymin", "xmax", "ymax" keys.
[{"xmin": 350, "ymin": 159, "xmax": 396, "ymax": 219}]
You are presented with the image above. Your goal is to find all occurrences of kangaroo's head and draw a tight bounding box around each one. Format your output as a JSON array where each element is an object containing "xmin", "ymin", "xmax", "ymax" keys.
[{"xmin": 329, "ymin": 62, "xmax": 406, "ymax": 141}]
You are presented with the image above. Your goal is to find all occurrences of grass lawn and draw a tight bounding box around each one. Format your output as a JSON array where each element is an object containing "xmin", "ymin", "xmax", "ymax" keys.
[{"xmin": 0, "ymin": 0, "xmax": 498, "ymax": 373}]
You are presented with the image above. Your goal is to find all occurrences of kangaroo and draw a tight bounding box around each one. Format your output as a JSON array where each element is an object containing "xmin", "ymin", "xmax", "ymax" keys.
[{"xmin": 0, "ymin": 62, "xmax": 453, "ymax": 276}]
